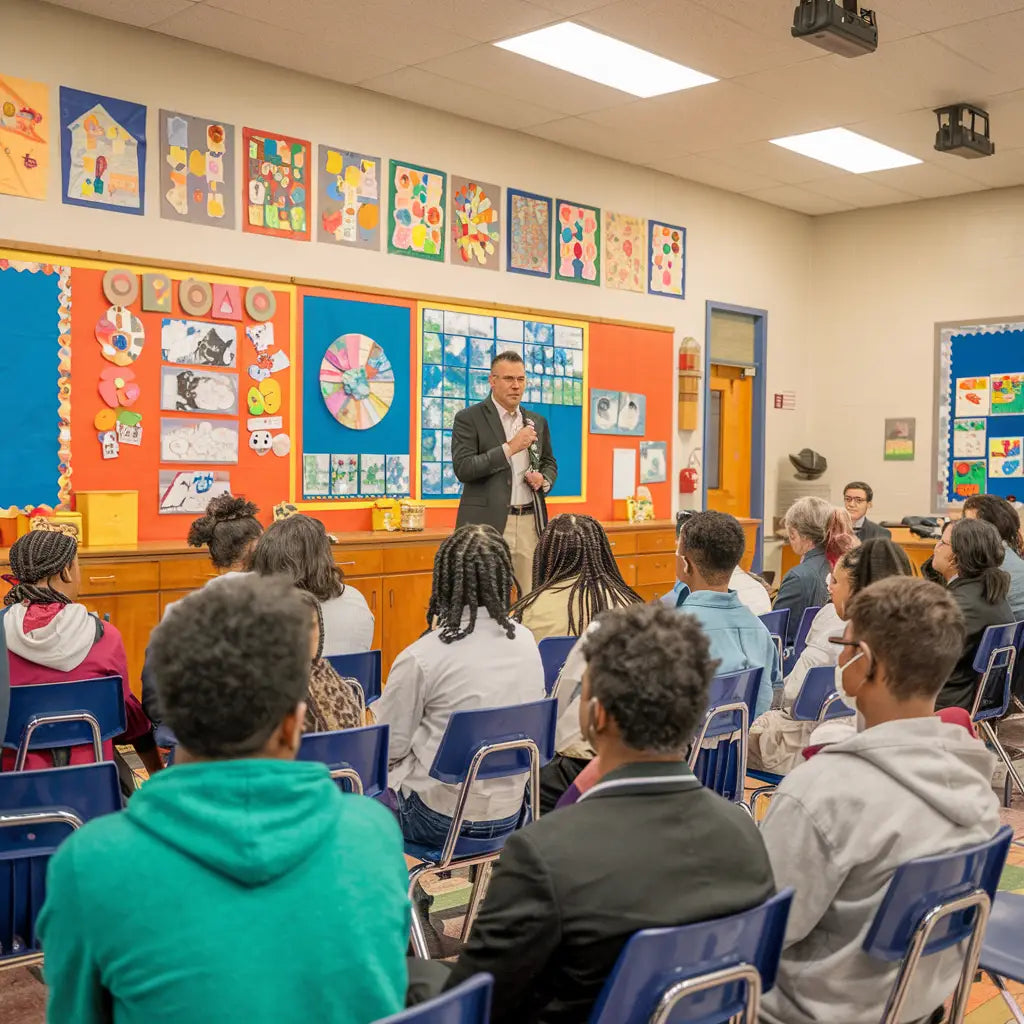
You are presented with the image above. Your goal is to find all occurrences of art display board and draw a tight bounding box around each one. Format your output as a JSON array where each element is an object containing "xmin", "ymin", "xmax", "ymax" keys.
[{"xmin": 935, "ymin": 318, "xmax": 1024, "ymax": 507}]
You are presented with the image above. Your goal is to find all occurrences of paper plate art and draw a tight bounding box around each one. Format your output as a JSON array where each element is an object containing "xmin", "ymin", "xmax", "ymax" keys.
[{"xmin": 319, "ymin": 333, "xmax": 395, "ymax": 430}]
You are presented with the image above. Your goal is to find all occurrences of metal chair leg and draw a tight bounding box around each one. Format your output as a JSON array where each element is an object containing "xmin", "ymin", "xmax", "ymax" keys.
[
  {"xmin": 407, "ymin": 864, "xmax": 435, "ymax": 959},
  {"xmin": 980, "ymin": 721, "xmax": 1024, "ymax": 801},
  {"xmin": 985, "ymin": 971, "xmax": 1024, "ymax": 1024},
  {"xmin": 460, "ymin": 860, "xmax": 493, "ymax": 944}
]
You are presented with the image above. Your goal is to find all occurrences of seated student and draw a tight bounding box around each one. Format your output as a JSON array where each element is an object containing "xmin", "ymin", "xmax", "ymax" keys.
[
  {"xmin": 249, "ymin": 512, "xmax": 373, "ymax": 656},
  {"xmin": 374, "ymin": 524, "xmax": 545, "ymax": 847},
  {"xmin": 408, "ymin": 603, "xmax": 775, "ymax": 1024},
  {"xmin": 300, "ymin": 591, "xmax": 363, "ymax": 733},
  {"xmin": 931, "ymin": 518, "xmax": 1013, "ymax": 711},
  {"xmin": 1, "ymin": 531, "xmax": 161, "ymax": 775},
  {"xmin": 512, "ymin": 513, "xmax": 642, "ymax": 641},
  {"xmin": 963, "ymin": 493, "xmax": 1024, "ymax": 620},
  {"xmin": 38, "ymin": 574, "xmax": 409, "ymax": 1024},
  {"xmin": 844, "ymin": 480, "xmax": 891, "ymax": 541},
  {"xmin": 774, "ymin": 496, "xmax": 857, "ymax": 645},
  {"xmin": 759, "ymin": 576, "xmax": 1000, "ymax": 1024},
  {"xmin": 748, "ymin": 539, "xmax": 912, "ymax": 773}
]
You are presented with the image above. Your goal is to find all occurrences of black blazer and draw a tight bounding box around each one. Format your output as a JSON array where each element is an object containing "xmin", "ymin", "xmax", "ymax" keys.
[
  {"xmin": 855, "ymin": 518, "xmax": 892, "ymax": 541},
  {"xmin": 451, "ymin": 399, "xmax": 557, "ymax": 533},
  {"xmin": 773, "ymin": 546, "xmax": 830, "ymax": 645},
  {"xmin": 444, "ymin": 762, "xmax": 775, "ymax": 1024}
]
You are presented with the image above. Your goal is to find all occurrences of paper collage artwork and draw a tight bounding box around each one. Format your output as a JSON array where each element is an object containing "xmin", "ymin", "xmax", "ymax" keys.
[
  {"xmin": 952, "ymin": 459, "xmax": 987, "ymax": 497},
  {"xmin": 507, "ymin": 189, "xmax": 551, "ymax": 277},
  {"xmin": 952, "ymin": 419, "xmax": 986, "ymax": 458},
  {"xmin": 954, "ymin": 377, "xmax": 990, "ymax": 417},
  {"xmin": 590, "ymin": 389, "xmax": 646, "ymax": 436},
  {"xmin": 159, "ymin": 470, "xmax": 231, "ymax": 514},
  {"xmin": 319, "ymin": 333, "xmax": 395, "ymax": 430},
  {"xmin": 160, "ymin": 418, "xmax": 238, "ymax": 463},
  {"xmin": 317, "ymin": 146, "xmax": 380, "ymax": 248},
  {"xmin": 160, "ymin": 367, "xmax": 239, "ymax": 415},
  {"xmin": 159, "ymin": 110, "xmax": 234, "ymax": 228},
  {"xmin": 555, "ymin": 199, "xmax": 600, "ymax": 285},
  {"xmin": 604, "ymin": 212, "xmax": 646, "ymax": 292},
  {"xmin": 989, "ymin": 436, "xmax": 1023, "ymax": 478},
  {"xmin": 639, "ymin": 441, "xmax": 668, "ymax": 483},
  {"xmin": 60, "ymin": 87, "xmax": 146, "ymax": 214},
  {"xmin": 389, "ymin": 160, "xmax": 446, "ymax": 260},
  {"xmin": 243, "ymin": 127, "xmax": 310, "ymax": 240},
  {"xmin": 991, "ymin": 373, "xmax": 1024, "ymax": 416},
  {"xmin": 648, "ymin": 221, "xmax": 685, "ymax": 298},
  {"xmin": 450, "ymin": 176, "xmax": 500, "ymax": 270},
  {"xmin": 161, "ymin": 319, "xmax": 237, "ymax": 367},
  {"xmin": 0, "ymin": 74, "xmax": 48, "ymax": 200}
]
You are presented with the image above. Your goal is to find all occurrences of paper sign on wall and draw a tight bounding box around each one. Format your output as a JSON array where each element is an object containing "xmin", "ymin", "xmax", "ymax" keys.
[{"xmin": 612, "ymin": 448, "xmax": 637, "ymax": 499}]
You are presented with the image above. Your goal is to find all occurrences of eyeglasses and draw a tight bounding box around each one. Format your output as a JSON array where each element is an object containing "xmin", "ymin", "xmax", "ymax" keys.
[
  {"xmin": 935, "ymin": 537, "xmax": 950, "ymax": 549},
  {"xmin": 828, "ymin": 637, "xmax": 863, "ymax": 649},
  {"xmin": 844, "ymin": 495, "xmax": 868, "ymax": 505}
]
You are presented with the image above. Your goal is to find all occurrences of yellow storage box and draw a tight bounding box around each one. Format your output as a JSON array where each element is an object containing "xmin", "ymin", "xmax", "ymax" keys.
[{"xmin": 76, "ymin": 491, "xmax": 139, "ymax": 547}]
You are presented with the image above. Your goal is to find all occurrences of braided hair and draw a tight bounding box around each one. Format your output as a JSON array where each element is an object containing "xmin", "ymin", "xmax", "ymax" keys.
[
  {"xmin": 427, "ymin": 524, "xmax": 517, "ymax": 643},
  {"xmin": 3, "ymin": 530, "xmax": 78, "ymax": 606},
  {"xmin": 511, "ymin": 514, "xmax": 642, "ymax": 635}
]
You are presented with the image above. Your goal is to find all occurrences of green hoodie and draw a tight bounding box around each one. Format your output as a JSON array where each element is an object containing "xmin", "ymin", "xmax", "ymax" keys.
[{"xmin": 37, "ymin": 759, "xmax": 410, "ymax": 1024}]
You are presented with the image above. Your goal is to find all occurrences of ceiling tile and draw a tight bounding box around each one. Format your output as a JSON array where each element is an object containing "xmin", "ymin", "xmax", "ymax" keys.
[
  {"xmin": 45, "ymin": 0, "xmax": 196, "ymax": 27},
  {"xmin": 352, "ymin": 0, "xmax": 559, "ymax": 43},
  {"xmin": 802, "ymin": 176, "xmax": 919, "ymax": 209},
  {"xmin": 844, "ymin": 109, "xmax": 947, "ymax": 162},
  {"xmin": 526, "ymin": 115, "xmax": 667, "ymax": 165},
  {"xmin": 690, "ymin": 141, "xmax": 846, "ymax": 185},
  {"xmin": 862, "ymin": 162, "xmax": 988, "ymax": 199},
  {"xmin": 648, "ymin": 153, "xmax": 784, "ymax": 195},
  {"xmin": 930, "ymin": 10, "xmax": 1024, "ymax": 94},
  {"xmin": 525, "ymin": 0, "xmax": 618, "ymax": 14},
  {"xmin": 944, "ymin": 146, "xmax": 1024, "ymax": 187},
  {"xmin": 744, "ymin": 184, "xmax": 855, "ymax": 215},
  {"xmin": 888, "ymin": 0, "xmax": 1024, "ymax": 33}
]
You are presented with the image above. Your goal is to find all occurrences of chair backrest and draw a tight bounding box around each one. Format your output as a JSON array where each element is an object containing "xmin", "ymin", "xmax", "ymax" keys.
[
  {"xmin": 0, "ymin": 762, "xmax": 123, "ymax": 965},
  {"xmin": 538, "ymin": 636, "xmax": 577, "ymax": 697},
  {"xmin": 970, "ymin": 623, "xmax": 1021, "ymax": 721},
  {"xmin": 758, "ymin": 610, "xmax": 790, "ymax": 665},
  {"xmin": 863, "ymin": 825, "xmax": 1013, "ymax": 1024},
  {"xmin": 790, "ymin": 665, "xmax": 855, "ymax": 723},
  {"xmin": 589, "ymin": 889, "xmax": 794, "ymax": 1024},
  {"xmin": 371, "ymin": 973, "xmax": 493, "ymax": 1023},
  {"xmin": 689, "ymin": 669, "xmax": 762, "ymax": 804},
  {"xmin": 297, "ymin": 723, "xmax": 389, "ymax": 797},
  {"xmin": 3, "ymin": 677, "xmax": 127, "ymax": 769},
  {"xmin": 792, "ymin": 605, "xmax": 820, "ymax": 654},
  {"xmin": 326, "ymin": 650, "xmax": 382, "ymax": 706}
]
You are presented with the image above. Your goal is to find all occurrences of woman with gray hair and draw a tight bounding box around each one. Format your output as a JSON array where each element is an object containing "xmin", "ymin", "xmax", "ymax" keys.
[{"xmin": 773, "ymin": 496, "xmax": 857, "ymax": 645}]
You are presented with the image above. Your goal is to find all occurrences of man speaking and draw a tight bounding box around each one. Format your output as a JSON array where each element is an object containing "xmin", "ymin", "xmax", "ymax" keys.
[{"xmin": 451, "ymin": 351, "xmax": 557, "ymax": 591}]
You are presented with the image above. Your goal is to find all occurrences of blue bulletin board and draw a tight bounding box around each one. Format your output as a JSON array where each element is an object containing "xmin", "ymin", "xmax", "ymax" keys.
[{"xmin": 936, "ymin": 319, "xmax": 1024, "ymax": 508}]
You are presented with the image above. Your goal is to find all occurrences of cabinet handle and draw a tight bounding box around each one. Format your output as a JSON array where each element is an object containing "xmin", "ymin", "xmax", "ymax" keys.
[
  {"xmin": 338, "ymin": 561, "xmax": 356, "ymax": 566},
  {"xmin": 388, "ymin": 589, "xmax": 394, "ymax": 609},
  {"xmin": 88, "ymin": 575, "xmax": 116, "ymax": 582},
  {"xmin": 370, "ymin": 591, "xmax": 377, "ymax": 612}
]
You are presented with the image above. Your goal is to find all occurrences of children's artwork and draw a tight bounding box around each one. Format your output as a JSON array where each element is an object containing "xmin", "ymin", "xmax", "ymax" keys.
[
  {"xmin": 0, "ymin": 74, "xmax": 48, "ymax": 200},
  {"xmin": 389, "ymin": 160, "xmax": 446, "ymax": 260},
  {"xmin": 211, "ymin": 284, "xmax": 242, "ymax": 321},
  {"xmin": 160, "ymin": 367, "xmax": 239, "ymax": 414},
  {"xmin": 386, "ymin": 454, "xmax": 411, "ymax": 495},
  {"xmin": 245, "ymin": 286, "xmax": 277, "ymax": 322},
  {"xmin": 990, "ymin": 373, "xmax": 1024, "ymax": 416},
  {"xmin": 102, "ymin": 268, "xmax": 138, "ymax": 306},
  {"xmin": 360, "ymin": 454, "xmax": 386, "ymax": 495},
  {"xmin": 161, "ymin": 319, "xmax": 237, "ymax": 367},
  {"xmin": 303, "ymin": 454, "xmax": 331, "ymax": 496},
  {"xmin": 242, "ymin": 127, "xmax": 310, "ymax": 240},
  {"xmin": 953, "ymin": 419, "xmax": 987, "ymax": 458},
  {"xmin": 883, "ymin": 417, "xmax": 915, "ymax": 461},
  {"xmin": 319, "ymin": 333, "xmax": 395, "ymax": 430},
  {"xmin": 160, "ymin": 418, "xmax": 238, "ymax": 463},
  {"xmin": 952, "ymin": 459, "xmax": 987, "ymax": 497},
  {"xmin": 507, "ymin": 188, "xmax": 551, "ymax": 277},
  {"xmin": 639, "ymin": 441, "xmax": 668, "ymax": 483},
  {"xmin": 60, "ymin": 86, "xmax": 145, "ymax": 214},
  {"xmin": 330, "ymin": 454, "xmax": 360, "ymax": 496},
  {"xmin": 954, "ymin": 376, "xmax": 991, "ymax": 417},
  {"xmin": 141, "ymin": 273, "xmax": 172, "ymax": 313},
  {"xmin": 179, "ymin": 277, "xmax": 213, "ymax": 316},
  {"xmin": 317, "ymin": 146, "xmax": 380, "ymax": 248},
  {"xmin": 555, "ymin": 199, "xmax": 600, "ymax": 285},
  {"xmin": 989, "ymin": 437, "xmax": 1023, "ymax": 478},
  {"xmin": 590, "ymin": 389, "xmax": 646, "ymax": 436},
  {"xmin": 648, "ymin": 220, "xmax": 686, "ymax": 298},
  {"xmin": 604, "ymin": 212, "xmax": 646, "ymax": 292},
  {"xmin": 450, "ymin": 176, "xmax": 500, "ymax": 270},
  {"xmin": 159, "ymin": 470, "xmax": 231, "ymax": 514},
  {"xmin": 98, "ymin": 365, "xmax": 140, "ymax": 408},
  {"xmin": 158, "ymin": 110, "xmax": 234, "ymax": 228},
  {"xmin": 95, "ymin": 306, "xmax": 145, "ymax": 366}
]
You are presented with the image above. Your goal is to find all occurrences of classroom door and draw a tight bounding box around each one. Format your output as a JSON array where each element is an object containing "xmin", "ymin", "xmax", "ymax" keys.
[{"xmin": 706, "ymin": 364, "xmax": 753, "ymax": 519}]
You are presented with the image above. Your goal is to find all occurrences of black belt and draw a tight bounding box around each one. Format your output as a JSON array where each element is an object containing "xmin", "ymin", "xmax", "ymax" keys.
[{"xmin": 508, "ymin": 504, "xmax": 534, "ymax": 516}]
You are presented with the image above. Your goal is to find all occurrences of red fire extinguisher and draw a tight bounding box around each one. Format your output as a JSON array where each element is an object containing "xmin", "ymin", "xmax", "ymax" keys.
[{"xmin": 679, "ymin": 468, "xmax": 698, "ymax": 494}]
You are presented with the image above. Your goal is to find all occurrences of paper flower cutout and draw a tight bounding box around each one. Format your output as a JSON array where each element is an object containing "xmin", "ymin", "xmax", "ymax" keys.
[{"xmin": 98, "ymin": 366, "xmax": 140, "ymax": 408}]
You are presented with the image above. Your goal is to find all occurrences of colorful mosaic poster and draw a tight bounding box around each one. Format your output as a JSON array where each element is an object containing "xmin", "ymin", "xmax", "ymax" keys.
[
  {"xmin": 555, "ymin": 199, "xmax": 600, "ymax": 285},
  {"xmin": 506, "ymin": 188, "xmax": 551, "ymax": 277},
  {"xmin": 158, "ymin": 110, "xmax": 234, "ymax": 228},
  {"xmin": 450, "ymin": 176, "xmax": 500, "ymax": 270},
  {"xmin": 242, "ymin": 127, "xmax": 310, "ymax": 240},
  {"xmin": 388, "ymin": 159, "xmax": 446, "ymax": 260},
  {"xmin": 317, "ymin": 145, "xmax": 380, "ymax": 249},
  {"xmin": 60, "ymin": 87, "xmax": 146, "ymax": 215},
  {"xmin": 604, "ymin": 211, "xmax": 646, "ymax": 292},
  {"xmin": 0, "ymin": 74, "xmax": 48, "ymax": 200},
  {"xmin": 648, "ymin": 220, "xmax": 686, "ymax": 298}
]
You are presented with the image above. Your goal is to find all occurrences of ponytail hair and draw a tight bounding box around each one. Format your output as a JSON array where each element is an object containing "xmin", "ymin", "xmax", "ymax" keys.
[
  {"xmin": 784, "ymin": 496, "xmax": 857, "ymax": 568},
  {"xmin": 949, "ymin": 518, "xmax": 1011, "ymax": 606},
  {"xmin": 823, "ymin": 508, "xmax": 858, "ymax": 568}
]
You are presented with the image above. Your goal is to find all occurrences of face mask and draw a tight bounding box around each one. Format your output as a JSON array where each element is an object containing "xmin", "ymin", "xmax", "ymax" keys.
[{"xmin": 834, "ymin": 651, "xmax": 864, "ymax": 711}]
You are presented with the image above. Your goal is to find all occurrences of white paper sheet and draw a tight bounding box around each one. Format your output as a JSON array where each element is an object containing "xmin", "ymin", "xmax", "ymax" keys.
[{"xmin": 612, "ymin": 448, "xmax": 636, "ymax": 499}]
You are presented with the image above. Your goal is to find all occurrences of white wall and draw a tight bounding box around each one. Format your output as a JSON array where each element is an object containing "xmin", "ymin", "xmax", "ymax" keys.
[{"xmin": 1, "ymin": 0, "xmax": 815, "ymax": 543}]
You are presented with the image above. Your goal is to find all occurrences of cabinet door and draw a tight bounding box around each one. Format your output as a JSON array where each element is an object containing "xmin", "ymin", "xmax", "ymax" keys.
[
  {"xmin": 80, "ymin": 592, "xmax": 161, "ymax": 699},
  {"xmin": 381, "ymin": 571, "xmax": 435, "ymax": 680},
  {"xmin": 345, "ymin": 576, "xmax": 383, "ymax": 651}
]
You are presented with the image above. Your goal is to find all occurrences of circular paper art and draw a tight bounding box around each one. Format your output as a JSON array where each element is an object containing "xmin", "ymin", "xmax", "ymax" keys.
[
  {"xmin": 102, "ymin": 268, "xmax": 139, "ymax": 306},
  {"xmin": 98, "ymin": 366, "xmax": 140, "ymax": 408},
  {"xmin": 95, "ymin": 306, "xmax": 145, "ymax": 366},
  {"xmin": 319, "ymin": 334, "xmax": 394, "ymax": 430},
  {"xmin": 245, "ymin": 286, "xmax": 276, "ymax": 322},
  {"xmin": 179, "ymin": 277, "xmax": 213, "ymax": 316}
]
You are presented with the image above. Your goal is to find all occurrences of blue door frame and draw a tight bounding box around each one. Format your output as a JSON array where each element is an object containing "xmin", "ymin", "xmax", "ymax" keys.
[{"xmin": 703, "ymin": 301, "xmax": 767, "ymax": 573}]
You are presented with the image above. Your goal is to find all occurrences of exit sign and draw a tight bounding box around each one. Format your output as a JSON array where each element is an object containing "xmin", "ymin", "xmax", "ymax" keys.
[{"xmin": 773, "ymin": 392, "xmax": 796, "ymax": 410}]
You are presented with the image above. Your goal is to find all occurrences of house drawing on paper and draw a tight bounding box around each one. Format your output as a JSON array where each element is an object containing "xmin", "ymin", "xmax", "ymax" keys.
[{"xmin": 66, "ymin": 103, "xmax": 140, "ymax": 208}]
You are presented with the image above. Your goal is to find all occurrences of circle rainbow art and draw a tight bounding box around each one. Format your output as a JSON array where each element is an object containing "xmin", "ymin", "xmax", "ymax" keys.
[{"xmin": 319, "ymin": 333, "xmax": 394, "ymax": 430}]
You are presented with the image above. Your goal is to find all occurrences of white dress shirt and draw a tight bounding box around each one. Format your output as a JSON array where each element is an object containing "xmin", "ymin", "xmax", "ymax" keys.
[
  {"xmin": 492, "ymin": 395, "xmax": 532, "ymax": 506},
  {"xmin": 320, "ymin": 586, "xmax": 375, "ymax": 656},
  {"xmin": 375, "ymin": 608, "xmax": 545, "ymax": 821}
]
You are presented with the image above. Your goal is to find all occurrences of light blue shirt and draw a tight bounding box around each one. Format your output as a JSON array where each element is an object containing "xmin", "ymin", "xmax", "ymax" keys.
[{"xmin": 1002, "ymin": 545, "xmax": 1024, "ymax": 621}]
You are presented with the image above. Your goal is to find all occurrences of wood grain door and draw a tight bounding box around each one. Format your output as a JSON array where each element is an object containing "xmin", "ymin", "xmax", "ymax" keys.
[{"xmin": 707, "ymin": 364, "xmax": 753, "ymax": 520}]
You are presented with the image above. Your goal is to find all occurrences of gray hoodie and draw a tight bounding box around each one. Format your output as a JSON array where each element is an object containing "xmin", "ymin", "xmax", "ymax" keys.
[{"xmin": 759, "ymin": 717, "xmax": 1000, "ymax": 1024}]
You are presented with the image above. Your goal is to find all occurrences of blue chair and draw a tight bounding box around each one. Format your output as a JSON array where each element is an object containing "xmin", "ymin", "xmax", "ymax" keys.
[
  {"xmin": 758, "ymin": 610, "xmax": 790, "ymax": 667},
  {"xmin": 689, "ymin": 669, "xmax": 762, "ymax": 805},
  {"xmin": 538, "ymin": 636, "xmax": 577, "ymax": 697},
  {"xmin": 588, "ymin": 889, "xmax": 794, "ymax": 1024},
  {"xmin": 372, "ymin": 973, "xmax": 493, "ymax": 1023},
  {"xmin": 0, "ymin": 762, "xmax": 123, "ymax": 970},
  {"xmin": 3, "ymin": 677, "xmax": 127, "ymax": 770},
  {"xmin": 782, "ymin": 606, "xmax": 820, "ymax": 675},
  {"xmin": 863, "ymin": 824, "xmax": 1012, "ymax": 1024},
  {"xmin": 326, "ymin": 650, "xmax": 382, "ymax": 712},
  {"xmin": 405, "ymin": 699, "xmax": 557, "ymax": 958},
  {"xmin": 298, "ymin": 723, "xmax": 389, "ymax": 797},
  {"xmin": 979, "ymin": 891, "xmax": 1024, "ymax": 1024}
]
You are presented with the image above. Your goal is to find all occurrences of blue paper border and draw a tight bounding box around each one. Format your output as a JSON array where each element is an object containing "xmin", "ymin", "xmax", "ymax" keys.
[
  {"xmin": 506, "ymin": 187, "xmax": 552, "ymax": 278},
  {"xmin": 647, "ymin": 219, "xmax": 686, "ymax": 300}
]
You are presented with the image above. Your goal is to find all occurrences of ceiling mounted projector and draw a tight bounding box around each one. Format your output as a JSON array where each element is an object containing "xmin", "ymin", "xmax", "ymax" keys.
[
  {"xmin": 792, "ymin": 0, "xmax": 878, "ymax": 58},
  {"xmin": 934, "ymin": 104, "xmax": 995, "ymax": 159}
]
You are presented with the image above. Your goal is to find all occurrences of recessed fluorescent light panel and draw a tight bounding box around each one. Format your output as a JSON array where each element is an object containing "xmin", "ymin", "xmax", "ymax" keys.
[
  {"xmin": 770, "ymin": 128, "xmax": 922, "ymax": 173},
  {"xmin": 495, "ymin": 23, "xmax": 717, "ymax": 98}
]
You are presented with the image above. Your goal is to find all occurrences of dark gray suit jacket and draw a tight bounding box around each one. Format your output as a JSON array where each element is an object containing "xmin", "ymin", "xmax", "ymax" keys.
[
  {"xmin": 451, "ymin": 398, "xmax": 557, "ymax": 532},
  {"xmin": 855, "ymin": 518, "xmax": 891, "ymax": 541}
]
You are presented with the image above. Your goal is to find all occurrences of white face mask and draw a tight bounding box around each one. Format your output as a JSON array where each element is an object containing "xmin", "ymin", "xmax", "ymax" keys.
[{"xmin": 834, "ymin": 651, "xmax": 863, "ymax": 711}]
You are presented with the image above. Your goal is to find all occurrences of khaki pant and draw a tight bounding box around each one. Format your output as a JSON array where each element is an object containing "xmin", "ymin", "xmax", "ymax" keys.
[{"xmin": 503, "ymin": 513, "xmax": 538, "ymax": 598}]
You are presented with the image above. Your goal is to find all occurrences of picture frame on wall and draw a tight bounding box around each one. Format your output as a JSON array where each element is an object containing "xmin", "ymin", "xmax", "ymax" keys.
[{"xmin": 506, "ymin": 187, "xmax": 552, "ymax": 278}]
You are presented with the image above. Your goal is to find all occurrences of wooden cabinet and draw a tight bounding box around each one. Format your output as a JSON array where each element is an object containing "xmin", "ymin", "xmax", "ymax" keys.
[
  {"xmin": 78, "ymin": 559, "xmax": 159, "ymax": 596},
  {"xmin": 345, "ymin": 576, "xmax": 383, "ymax": 651},
  {"xmin": 80, "ymin": 592, "xmax": 160, "ymax": 698},
  {"xmin": 381, "ymin": 571, "xmax": 435, "ymax": 677}
]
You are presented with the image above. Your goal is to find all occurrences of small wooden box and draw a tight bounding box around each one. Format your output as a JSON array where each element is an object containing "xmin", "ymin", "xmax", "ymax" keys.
[{"xmin": 76, "ymin": 491, "xmax": 139, "ymax": 547}]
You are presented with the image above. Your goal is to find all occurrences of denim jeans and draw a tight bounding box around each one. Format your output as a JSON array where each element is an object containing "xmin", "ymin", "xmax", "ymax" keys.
[{"xmin": 393, "ymin": 789, "xmax": 520, "ymax": 849}]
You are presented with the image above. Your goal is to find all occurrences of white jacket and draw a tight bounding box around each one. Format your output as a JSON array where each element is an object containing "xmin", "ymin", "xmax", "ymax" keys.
[{"xmin": 760, "ymin": 717, "xmax": 1000, "ymax": 1024}]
